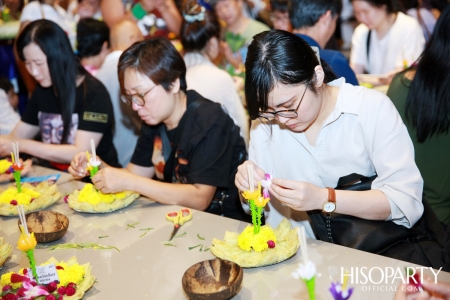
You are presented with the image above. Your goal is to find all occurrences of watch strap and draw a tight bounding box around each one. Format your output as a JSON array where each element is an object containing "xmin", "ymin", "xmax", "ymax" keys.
[{"xmin": 326, "ymin": 187, "xmax": 336, "ymax": 203}]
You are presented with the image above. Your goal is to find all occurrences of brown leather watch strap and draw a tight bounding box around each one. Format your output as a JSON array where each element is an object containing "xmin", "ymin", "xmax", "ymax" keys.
[{"xmin": 326, "ymin": 187, "xmax": 336, "ymax": 203}]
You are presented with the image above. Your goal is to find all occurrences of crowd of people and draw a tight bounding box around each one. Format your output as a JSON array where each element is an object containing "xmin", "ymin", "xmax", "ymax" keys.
[{"xmin": 0, "ymin": 0, "xmax": 449, "ymax": 295}]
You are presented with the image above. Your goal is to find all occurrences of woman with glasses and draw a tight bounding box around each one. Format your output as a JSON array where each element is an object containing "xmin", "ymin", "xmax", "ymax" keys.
[
  {"xmin": 235, "ymin": 30, "xmax": 423, "ymax": 239},
  {"xmin": 69, "ymin": 37, "xmax": 248, "ymax": 221},
  {"xmin": 0, "ymin": 19, "xmax": 119, "ymax": 170}
]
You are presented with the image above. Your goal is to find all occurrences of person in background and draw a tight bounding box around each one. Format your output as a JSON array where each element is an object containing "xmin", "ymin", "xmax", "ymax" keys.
[
  {"xmin": 269, "ymin": 0, "xmax": 292, "ymax": 31},
  {"xmin": 69, "ymin": 38, "xmax": 249, "ymax": 221},
  {"xmin": 77, "ymin": 18, "xmax": 110, "ymax": 76},
  {"xmin": 402, "ymin": 0, "xmax": 447, "ymax": 41},
  {"xmin": 387, "ymin": 3, "xmax": 450, "ymax": 227},
  {"xmin": 211, "ymin": 0, "xmax": 269, "ymax": 75},
  {"xmin": 0, "ymin": 76, "xmax": 20, "ymax": 135},
  {"xmin": 289, "ymin": 0, "xmax": 359, "ymax": 85},
  {"xmin": 180, "ymin": 2, "xmax": 249, "ymax": 145},
  {"xmin": 350, "ymin": 0, "xmax": 424, "ymax": 78},
  {"xmin": 19, "ymin": 0, "xmax": 76, "ymax": 48},
  {"xmin": 100, "ymin": 0, "xmax": 182, "ymax": 37},
  {"xmin": 0, "ymin": 20, "xmax": 119, "ymax": 170},
  {"xmin": 67, "ymin": 0, "xmax": 102, "ymax": 23},
  {"xmin": 1, "ymin": 0, "xmax": 24, "ymax": 21},
  {"xmin": 96, "ymin": 19, "xmax": 143, "ymax": 167}
]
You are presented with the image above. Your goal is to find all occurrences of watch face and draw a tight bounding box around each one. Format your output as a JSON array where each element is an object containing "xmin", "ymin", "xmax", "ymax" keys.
[{"xmin": 323, "ymin": 202, "xmax": 336, "ymax": 213}]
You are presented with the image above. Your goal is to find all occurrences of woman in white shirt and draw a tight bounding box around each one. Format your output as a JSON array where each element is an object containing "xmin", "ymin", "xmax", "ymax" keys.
[
  {"xmin": 350, "ymin": 0, "xmax": 425, "ymax": 76},
  {"xmin": 180, "ymin": 3, "xmax": 249, "ymax": 144},
  {"xmin": 235, "ymin": 30, "xmax": 424, "ymax": 245},
  {"xmin": 20, "ymin": 0, "xmax": 76, "ymax": 48}
]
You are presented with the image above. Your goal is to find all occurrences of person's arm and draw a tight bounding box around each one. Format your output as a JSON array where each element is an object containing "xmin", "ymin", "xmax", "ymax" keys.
[
  {"xmin": 13, "ymin": 129, "xmax": 104, "ymax": 163},
  {"xmin": 350, "ymin": 24, "xmax": 368, "ymax": 74},
  {"xmin": 91, "ymin": 164, "xmax": 216, "ymax": 210},
  {"xmin": 269, "ymin": 180, "xmax": 391, "ymax": 220},
  {"xmin": 154, "ymin": 0, "xmax": 181, "ymax": 35},
  {"xmin": 100, "ymin": 0, "xmax": 134, "ymax": 27}
]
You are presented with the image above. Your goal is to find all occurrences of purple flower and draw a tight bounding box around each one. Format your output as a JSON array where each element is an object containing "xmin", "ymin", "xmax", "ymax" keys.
[
  {"xmin": 329, "ymin": 282, "xmax": 353, "ymax": 300},
  {"xmin": 22, "ymin": 281, "xmax": 49, "ymax": 298}
]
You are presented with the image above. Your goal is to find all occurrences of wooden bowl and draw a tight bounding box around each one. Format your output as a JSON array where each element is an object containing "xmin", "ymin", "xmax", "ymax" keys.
[
  {"xmin": 182, "ymin": 259, "xmax": 243, "ymax": 300},
  {"xmin": 18, "ymin": 210, "xmax": 69, "ymax": 243}
]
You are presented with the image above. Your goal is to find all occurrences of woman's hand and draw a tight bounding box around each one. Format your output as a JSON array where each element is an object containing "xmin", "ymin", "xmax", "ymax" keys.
[
  {"xmin": 394, "ymin": 277, "xmax": 450, "ymax": 300},
  {"xmin": 235, "ymin": 160, "xmax": 266, "ymax": 192},
  {"xmin": 0, "ymin": 136, "xmax": 13, "ymax": 157},
  {"xmin": 68, "ymin": 152, "xmax": 89, "ymax": 179},
  {"xmin": 269, "ymin": 178, "xmax": 327, "ymax": 211},
  {"xmin": 91, "ymin": 167, "xmax": 132, "ymax": 194}
]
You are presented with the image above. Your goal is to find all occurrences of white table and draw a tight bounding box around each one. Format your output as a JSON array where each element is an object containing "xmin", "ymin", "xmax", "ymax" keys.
[{"xmin": 1, "ymin": 166, "xmax": 449, "ymax": 299}]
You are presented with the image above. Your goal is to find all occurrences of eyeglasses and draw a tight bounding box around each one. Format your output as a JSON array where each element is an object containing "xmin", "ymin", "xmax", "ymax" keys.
[
  {"xmin": 259, "ymin": 83, "xmax": 309, "ymax": 119},
  {"xmin": 120, "ymin": 85, "xmax": 157, "ymax": 106}
]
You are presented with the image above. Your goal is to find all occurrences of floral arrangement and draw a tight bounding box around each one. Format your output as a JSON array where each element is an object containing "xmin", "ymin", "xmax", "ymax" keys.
[
  {"xmin": 237, "ymin": 226, "xmax": 276, "ymax": 252},
  {"xmin": 0, "ymin": 160, "xmax": 12, "ymax": 174},
  {"xmin": 0, "ymin": 182, "xmax": 61, "ymax": 216},
  {"xmin": 67, "ymin": 183, "xmax": 139, "ymax": 213},
  {"xmin": 0, "ymin": 237, "xmax": 12, "ymax": 268},
  {"xmin": 291, "ymin": 227, "xmax": 316, "ymax": 300},
  {"xmin": 0, "ymin": 257, "xmax": 95, "ymax": 300}
]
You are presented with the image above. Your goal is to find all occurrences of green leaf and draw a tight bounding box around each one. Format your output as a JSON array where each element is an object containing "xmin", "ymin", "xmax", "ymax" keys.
[
  {"xmin": 197, "ymin": 234, "xmax": 205, "ymax": 240},
  {"xmin": 189, "ymin": 244, "xmax": 202, "ymax": 250}
]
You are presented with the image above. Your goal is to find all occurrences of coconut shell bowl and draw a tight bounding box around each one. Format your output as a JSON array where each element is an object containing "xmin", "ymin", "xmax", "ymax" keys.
[
  {"xmin": 182, "ymin": 258, "xmax": 243, "ymax": 300},
  {"xmin": 18, "ymin": 210, "xmax": 69, "ymax": 243}
]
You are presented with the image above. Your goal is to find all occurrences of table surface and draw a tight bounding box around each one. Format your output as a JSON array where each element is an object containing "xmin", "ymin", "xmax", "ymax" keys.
[{"xmin": 1, "ymin": 166, "xmax": 449, "ymax": 300}]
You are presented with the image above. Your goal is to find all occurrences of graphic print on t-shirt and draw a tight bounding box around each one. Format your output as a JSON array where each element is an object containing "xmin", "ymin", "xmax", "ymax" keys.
[
  {"xmin": 38, "ymin": 112, "xmax": 79, "ymax": 144},
  {"xmin": 152, "ymin": 135, "xmax": 165, "ymax": 180}
]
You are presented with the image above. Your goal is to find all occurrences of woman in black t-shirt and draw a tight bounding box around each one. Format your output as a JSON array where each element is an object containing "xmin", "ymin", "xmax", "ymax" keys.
[
  {"xmin": 69, "ymin": 37, "xmax": 248, "ymax": 221},
  {"xmin": 0, "ymin": 20, "xmax": 119, "ymax": 170}
]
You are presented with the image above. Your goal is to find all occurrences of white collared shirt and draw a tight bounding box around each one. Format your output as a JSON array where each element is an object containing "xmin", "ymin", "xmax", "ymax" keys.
[{"xmin": 248, "ymin": 78, "xmax": 424, "ymax": 238}]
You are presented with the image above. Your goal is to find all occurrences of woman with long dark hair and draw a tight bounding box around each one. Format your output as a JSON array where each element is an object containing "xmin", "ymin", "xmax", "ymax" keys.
[
  {"xmin": 69, "ymin": 37, "xmax": 248, "ymax": 221},
  {"xmin": 0, "ymin": 19, "xmax": 119, "ymax": 170},
  {"xmin": 387, "ymin": 3, "xmax": 450, "ymax": 226},
  {"xmin": 234, "ymin": 30, "xmax": 450, "ymax": 268}
]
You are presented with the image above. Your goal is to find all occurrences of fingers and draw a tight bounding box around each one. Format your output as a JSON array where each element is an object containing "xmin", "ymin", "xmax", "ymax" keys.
[
  {"xmin": 235, "ymin": 161, "xmax": 265, "ymax": 191},
  {"xmin": 422, "ymin": 279, "xmax": 450, "ymax": 298}
]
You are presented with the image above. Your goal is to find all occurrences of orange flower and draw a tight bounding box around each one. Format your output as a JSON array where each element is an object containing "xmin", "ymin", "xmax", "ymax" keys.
[{"xmin": 17, "ymin": 232, "xmax": 37, "ymax": 252}]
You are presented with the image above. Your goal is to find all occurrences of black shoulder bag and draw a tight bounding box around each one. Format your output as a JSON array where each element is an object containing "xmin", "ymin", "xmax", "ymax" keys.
[{"xmin": 307, "ymin": 174, "xmax": 450, "ymax": 271}]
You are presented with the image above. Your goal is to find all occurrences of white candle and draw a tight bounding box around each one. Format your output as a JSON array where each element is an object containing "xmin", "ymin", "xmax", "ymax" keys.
[
  {"xmin": 90, "ymin": 139, "xmax": 96, "ymax": 161},
  {"xmin": 300, "ymin": 226, "xmax": 308, "ymax": 263},
  {"xmin": 247, "ymin": 164, "xmax": 254, "ymax": 192}
]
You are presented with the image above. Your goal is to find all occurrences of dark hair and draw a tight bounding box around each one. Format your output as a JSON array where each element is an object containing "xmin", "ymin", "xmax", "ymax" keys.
[
  {"xmin": 405, "ymin": 3, "xmax": 450, "ymax": 142},
  {"xmin": 16, "ymin": 19, "xmax": 86, "ymax": 144},
  {"xmin": 245, "ymin": 30, "xmax": 337, "ymax": 120},
  {"xmin": 118, "ymin": 38, "xmax": 187, "ymax": 95},
  {"xmin": 180, "ymin": 5, "xmax": 220, "ymax": 52},
  {"xmin": 349, "ymin": 0, "xmax": 400, "ymax": 14},
  {"xmin": 0, "ymin": 76, "xmax": 14, "ymax": 94},
  {"xmin": 76, "ymin": 18, "xmax": 110, "ymax": 59},
  {"xmin": 271, "ymin": 0, "xmax": 289, "ymax": 12},
  {"xmin": 289, "ymin": 0, "xmax": 342, "ymax": 29}
]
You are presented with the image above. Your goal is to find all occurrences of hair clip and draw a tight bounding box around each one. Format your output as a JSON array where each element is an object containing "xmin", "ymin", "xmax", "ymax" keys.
[
  {"xmin": 310, "ymin": 46, "xmax": 321, "ymax": 66},
  {"xmin": 183, "ymin": 5, "xmax": 206, "ymax": 23}
]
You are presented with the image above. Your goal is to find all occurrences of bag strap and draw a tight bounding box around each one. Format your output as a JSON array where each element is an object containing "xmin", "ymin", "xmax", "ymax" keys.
[
  {"xmin": 416, "ymin": 9, "xmax": 431, "ymax": 40},
  {"xmin": 163, "ymin": 98, "xmax": 203, "ymax": 182},
  {"xmin": 39, "ymin": 2, "xmax": 46, "ymax": 19},
  {"xmin": 365, "ymin": 30, "xmax": 371, "ymax": 72}
]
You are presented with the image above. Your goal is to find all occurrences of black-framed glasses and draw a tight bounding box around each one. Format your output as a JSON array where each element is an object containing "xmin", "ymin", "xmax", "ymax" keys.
[
  {"xmin": 120, "ymin": 85, "xmax": 157, "ymax": 106},
  {"xmin": 259, "ymin": 83, "xmax": 309, "ymax": 119}
]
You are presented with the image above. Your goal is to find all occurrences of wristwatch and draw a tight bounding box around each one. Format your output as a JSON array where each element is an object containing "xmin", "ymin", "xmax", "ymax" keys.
[{"xmin": 322, "ymin": 187, "xmax": 336, "ymax": 213}]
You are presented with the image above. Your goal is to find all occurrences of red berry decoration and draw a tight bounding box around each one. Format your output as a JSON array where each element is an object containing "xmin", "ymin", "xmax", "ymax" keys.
[
  {"xmin": 16, "ymin": 287, "xmax": 26, "ymax": 297},
  {"xmin": 65, "ymin": 286, "xmax": 76, "ymax": 296},
  {"xmin": 55, "ymin": 266, "xmax": 64, "ymax": 270},
  {"xmin": 3, "ymin": 294, "xmax": 18, "ymax": 300},
  {"xmin": 63, "ymin": 195, "xmax": 69, "ymax": 203},
  {"xmin": 9, "ymin": 200, "xmax": 17, "ymax": 206},
  {"xmin": 46, "ymin": 295, "xmax": 56, "ymax": 300},
  {"xmin": 67, "ymin": 282, "xmax": 77, "ymax": 289},
  {"xmin": 267, "ymin": 240, "xmax": 276, "ymax": 248},
  {"xmin": 47, "ymin": 281, "xmax": 58, "ymax": 293},
  {"xmin": 30, "ymin": 281, "xmax": 37, "ymax": 287},
  {"xmin": 1, "ymin": 285, "xmax": 12, "ymax": 292},
  {"xmin": 57, "ymin": 286, "xmax": 66, "ymax": 295},
  {"xmin": 30, "ymin": 198, "xmax": 35, "ymax": 203}
]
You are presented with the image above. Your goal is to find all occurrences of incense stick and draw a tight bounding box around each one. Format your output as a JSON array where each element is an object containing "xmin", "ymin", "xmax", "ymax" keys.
[{"xmin": 247, "ymin": 164, "xmax": 254, "ymax": 192}]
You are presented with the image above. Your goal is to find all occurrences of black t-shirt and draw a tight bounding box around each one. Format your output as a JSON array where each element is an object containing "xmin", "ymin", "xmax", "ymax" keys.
[
  {"xmin": 22, "ymin": 74, "xmax": 119, "ymax": 168},
  {"xmin": 131, "ymin": 90, "xmax": 248, "ymax": 220}
]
